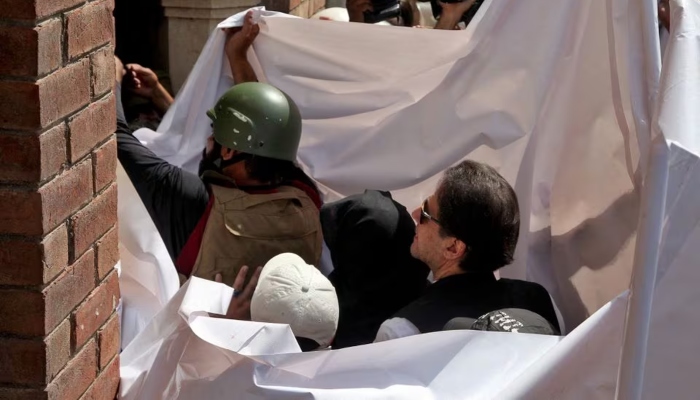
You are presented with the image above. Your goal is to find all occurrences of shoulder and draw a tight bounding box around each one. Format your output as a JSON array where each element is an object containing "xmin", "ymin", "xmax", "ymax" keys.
[{"xmin": 374, "ymin": 317, "xmax": 421, "ymax": 343}]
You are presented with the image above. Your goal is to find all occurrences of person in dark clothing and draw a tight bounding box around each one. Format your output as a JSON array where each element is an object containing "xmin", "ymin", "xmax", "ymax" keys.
[
  {"xmin": 373, "ymin": 160, "xmax": 560, "ymax": 342},
  {"xmin": 321, "ymin": 190, "xmax": 429, "ymax": 348},
  {"xmin": 115, "ymin": 11, "xmax": 324, "ymax": 287}
]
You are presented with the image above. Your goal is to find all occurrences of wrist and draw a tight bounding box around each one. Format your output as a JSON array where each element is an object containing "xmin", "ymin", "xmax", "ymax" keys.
[
  {"xmin": 152, "ymin": 83, "xmax": 173, "ymax": 113},
  {"xmin": 228, "ymin": 49, "xmax": 250, "ymax": 63},
  {"xmin": 436, "ymin": 12, "xmax": 461, "ymax": 29}
]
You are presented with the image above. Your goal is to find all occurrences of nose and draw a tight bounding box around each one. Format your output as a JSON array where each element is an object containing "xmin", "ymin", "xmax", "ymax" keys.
[
  {"xmin": 411, "ymin": 207, "xmax": 421, "ymax": 225},
  {"xmin": 205, "ymin": 135, "xmax": 215, "ymax": 154}
]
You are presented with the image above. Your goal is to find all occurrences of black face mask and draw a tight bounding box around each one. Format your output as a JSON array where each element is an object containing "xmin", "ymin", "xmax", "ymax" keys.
[
  {"xmin": 198, "ymin": 144, "xmax": 223, "ymax": 176},
  {"xmin": 198, "ymin": 142, "xmax": 252, "ymax": 177}
]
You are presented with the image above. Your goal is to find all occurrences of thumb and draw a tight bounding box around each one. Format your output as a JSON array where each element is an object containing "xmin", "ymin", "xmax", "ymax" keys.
[{"xmin": 215, "ymin": 273, "xmax": 223, "ymax": 283}]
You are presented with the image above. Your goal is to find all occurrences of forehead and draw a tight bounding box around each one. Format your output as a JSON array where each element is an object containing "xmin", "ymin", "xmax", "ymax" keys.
[{"xmin": 425, "ymin": 193, "xmax": 439, "ymax": 215}]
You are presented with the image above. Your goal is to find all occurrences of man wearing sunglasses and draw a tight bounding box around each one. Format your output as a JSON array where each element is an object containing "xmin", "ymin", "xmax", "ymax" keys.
[{"xmin": 374, "ymin": 160, "xmax": 560, "ymax": 342}]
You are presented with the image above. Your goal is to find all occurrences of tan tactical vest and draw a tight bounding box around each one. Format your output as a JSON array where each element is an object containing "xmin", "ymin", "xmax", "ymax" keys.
[{"xmin": 190, "ymin": 182, "xmax": 323, "ymax": 287}]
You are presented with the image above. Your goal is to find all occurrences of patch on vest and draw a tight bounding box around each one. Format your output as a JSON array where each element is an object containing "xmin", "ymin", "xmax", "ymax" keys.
[{"xmin": 472, "ymin": 311, "xmax": 525, "ymax": 332}]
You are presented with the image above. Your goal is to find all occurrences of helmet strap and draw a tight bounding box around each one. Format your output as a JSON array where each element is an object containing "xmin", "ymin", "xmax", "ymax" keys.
[
  {"xmin": 219, "ymin": 152, "xmax": 252, "ymax": 170},
  {"xmin": 198, "ymin": 141, "xmax": 254, "ymax": 177}
]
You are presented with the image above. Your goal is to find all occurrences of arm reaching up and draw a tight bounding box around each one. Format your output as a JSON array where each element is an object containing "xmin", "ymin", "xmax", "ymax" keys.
[{"xmin": 224, "ymin": 10, "xmax": 260, "ymax": 84}]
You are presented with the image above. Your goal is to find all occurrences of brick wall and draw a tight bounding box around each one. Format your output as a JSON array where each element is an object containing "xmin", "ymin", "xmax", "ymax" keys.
[{"xmin": 0, "ymin": 1, "xmax": 120, "ymax": 399}]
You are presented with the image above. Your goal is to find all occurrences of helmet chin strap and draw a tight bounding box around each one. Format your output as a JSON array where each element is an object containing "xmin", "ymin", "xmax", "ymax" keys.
[
  {"xmin": 198, "ymin": 142, "xmax": 252, "ymax": 177},
  {"xmin": 219, "ymin": 151, "xmax": 252, "ymax": 170}
]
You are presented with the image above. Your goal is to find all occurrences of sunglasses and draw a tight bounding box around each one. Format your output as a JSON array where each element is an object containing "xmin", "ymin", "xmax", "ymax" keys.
[{"xmin": 420, "ymin": 198, "xmax": 441, "ymax": 225}]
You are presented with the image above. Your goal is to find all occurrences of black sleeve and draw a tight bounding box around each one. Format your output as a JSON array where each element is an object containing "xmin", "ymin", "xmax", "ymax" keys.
[{"xmin": 115, "ymin": 82, "xmax": 209, "ymax": 261}]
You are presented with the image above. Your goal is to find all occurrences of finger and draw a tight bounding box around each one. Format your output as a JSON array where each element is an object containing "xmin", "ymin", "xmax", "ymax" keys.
[
  {"xmin": 232, "ymin": 266, "xmax": 249, "ymax": 292},
  {"xmin": 243, "ymin": 12, "xmax": 254, "ymax": 27},
  {"xmin": 126, "ymin": 64, "xmax": 143, "ymax": 73},
  {"xmin": 214, "ymin": 273, "xmax": 223, "ymax": 283},
  {"xmin": 241, "ymin": 266, "xmax": 262, "ymax": 300}
]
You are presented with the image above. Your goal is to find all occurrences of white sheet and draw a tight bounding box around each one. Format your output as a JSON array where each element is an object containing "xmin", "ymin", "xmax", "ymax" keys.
[
  {"xmin": 121, "ymin": 277, "xmax": 564, "ymax": 400},
  {"xmin": 117, "ymin": 0, "xmax": 700, "ymax": 397},
  {"xmin": 126, "ymin": 0, "xmax": 652, "ymax": 332}
]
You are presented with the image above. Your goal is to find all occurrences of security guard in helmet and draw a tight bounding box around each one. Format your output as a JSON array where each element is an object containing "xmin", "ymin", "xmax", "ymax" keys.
[{"xmin": 115, "ymin": 12, "xmax": 323, "ymax": 286}]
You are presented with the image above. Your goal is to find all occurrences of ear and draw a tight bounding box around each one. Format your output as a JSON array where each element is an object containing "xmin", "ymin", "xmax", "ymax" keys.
[
  {"xmin": 443, "ymin": 238, "xmax": 468, "ymax": 262},
  {"xmin": 220, "ymin": 146, "xmax": 236, "ymax": 161}
]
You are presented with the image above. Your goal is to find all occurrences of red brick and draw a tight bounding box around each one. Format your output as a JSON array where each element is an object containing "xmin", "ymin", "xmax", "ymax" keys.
[
  {"xmin": 37, "ymin": 0, "xmax": 87, "ymax": 19},
  {"xmin": 42, "ymin": 159, "xmax": 94, "ymax": 235},
  {"xmin": 80, "ymin": 357, "xmax": 119, "ymax": 400},
  {"xmin": 0, "ymin": 124, "xmax": 66, "ymax": 183},
  {"xmin": 46, "ymin": 339, "xmax": 97, "ymax": 400},
  {"xmin": 45, "ymin": 319, "xmax": 72, "ymax": 381},
  {"xmin": 95, "ymin": 227, "xmax": 119, "ymax": 280},
  {"xmin": 0, "ymin": 187, "xmax": 43, "ymax": 235},
  {"xmin": 68, "ymin": 94, "xmax": 116, "ymax": 162},
  {"xmin": 0, "ymin": 388, "xmax": 48, "ymax": 400},
  {"xmin": 38, "ymin": 124, "xmax": 68, "ymax": 181},
  {"xmin": 0, "ymin": 224, "xmax": 68, "ymax": 286},
  {"xmin": 0, "ymin": 60, "xmax": 90, "ymax": 131},
  {"xmin": 66, "ymin": 2, "xmax": 113, "ymax": 60},
  {"xmin": 0, "ymin": 80, "xmax": 41, "ymax": 130},
  {"xmin": 0, "ymin": 337, "xmax": 45, "ymax": 384},
  {"xmin": 0, "ymin": 318, "xmax": 72, "ymax": 384},
  {"xmin": 0, "ymin": 289, "xmax": 44, "ymax": 336},
  {"xmin": 0, "ymin": 19, "xmax": 61, "ymax": 77},
  {"xmin": 73, "ymin": 272, "xmax": 119, "ymax": 349},
  {"xmin": 0, "ymin": 0, "xmax": 85, "ymax": 20},
  {"xmin": 92, "ymin": 137, "xmax": 116, "ymax": 192},
  {"xmin": 38, "ymin": 59, "xmax": 91, "ymax": 128},
  {"xmin": 42, "ymin": 224, "xmax": 70, "ymax": 283},
  {"xmin": 97, "ymin": 313, "xmax": 119, "ymax": 369},
  {"xmin": 90, "ymin": 46, "xmax": 114, "ymax": 97},
  {"xmin": 70, "ymin": 184, "xmax": 116, "ymax": 258},
  {"xmin": 0, "ymin": 237, "xmax": 42, "ymax": 285},
  {"xmin": 44, "ymin": 249, "xmax": 96, "ymax": 334},
  {"xmin": 0, "ymin": 0, "xmax": 35, "ymax": 20},
  {"xmin": 0, "ymin": 160, "xmax": 91, "ymax": 236}
]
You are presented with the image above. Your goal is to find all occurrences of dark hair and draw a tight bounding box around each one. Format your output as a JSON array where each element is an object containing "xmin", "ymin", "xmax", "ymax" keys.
[
  {"xmin": 436, "ymin": 160, "xmax": 519, "ymax": 272},
  {"xmin": 244, "ymin": 155, "xmax": 319, "ymax": 193}
]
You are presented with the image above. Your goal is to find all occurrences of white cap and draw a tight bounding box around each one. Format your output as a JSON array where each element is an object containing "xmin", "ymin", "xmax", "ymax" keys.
[{"xmin": 251, "ymin": 253, "xmax": 339, "ymax": 349}]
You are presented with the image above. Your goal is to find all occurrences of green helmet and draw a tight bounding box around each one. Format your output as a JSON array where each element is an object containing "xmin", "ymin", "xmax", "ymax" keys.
[{"xmin": 207, "ymin": 82, "xmax": 302, "ymax": 162}]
